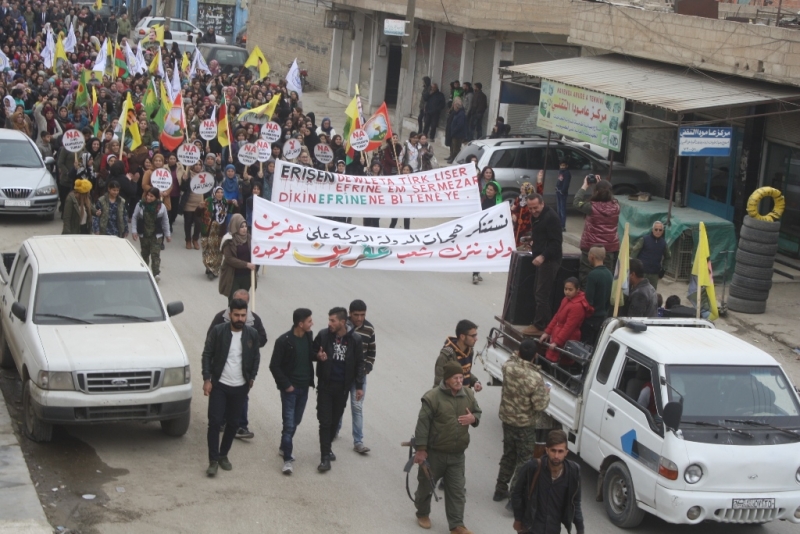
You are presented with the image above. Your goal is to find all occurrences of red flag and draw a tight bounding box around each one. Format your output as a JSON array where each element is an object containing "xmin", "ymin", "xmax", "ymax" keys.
[
  {"xmin": 159, "ymin": 93, "xmax": 185, "ymax": 151},
  {"xmin": 362, "ymin": 102, "xmax": 393, "ymax": 153},
  {"xmin": 217, "ymin": 96, "xmax": 231, "ymax": 148}
]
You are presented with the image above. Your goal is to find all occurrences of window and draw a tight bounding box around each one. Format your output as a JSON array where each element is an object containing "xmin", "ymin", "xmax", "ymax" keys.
[
  {"xmin": 596, "ymin": 341, "xmax": 619, "ymax": 385},
  {"xmin": 0, "ymin": 139, "xmax": 43, "ymax": 168},
  {"xmin": 10, "ymin": 248, "xmax": 28, "ymax": 294},
  {"xmin": 523, "ymin": 148, "xmax": 546, "ymax": 171},
  {"xmin": 554, "ymin": 148, "xmax": 593, "ymax": 171},
  {"xmin": 17, "ymin": 267, "xmax": 32, "ymax": 307},
  {"xmin": 488, "ymin": 149, "xmax": 517, "ymax": 169},
  {"xmin": 618, "ymin": 357, "xmax": 657, "ymax": 416}
]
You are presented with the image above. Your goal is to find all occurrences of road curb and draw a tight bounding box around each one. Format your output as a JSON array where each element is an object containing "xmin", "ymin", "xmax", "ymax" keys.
[{"xmin": 0, "ymin": 392, "xmax": 52, "ymax": 534}]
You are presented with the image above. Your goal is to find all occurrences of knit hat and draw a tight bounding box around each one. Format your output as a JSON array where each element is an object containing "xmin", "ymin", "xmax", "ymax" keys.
[
  {"xmin": 224, "ymin": 164, "xmax": 236, "ymax": 173},
  {"xmin": 74, "ymin": 179, "xmax": 92, "ymax": 194},
  {"xmin": 442, "ymin": 361, "xmax": 464, "ymax": 382}
]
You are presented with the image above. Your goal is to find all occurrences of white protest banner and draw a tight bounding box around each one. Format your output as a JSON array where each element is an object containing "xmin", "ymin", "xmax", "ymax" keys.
[
  {"xmin": 256, "ymin": 139, "xmax": 271, "ymax": 162},
  {"xmin": 62, "ymin": 129, "xmax": 85, "ymax": 152},
  {"xmin": 150, "ymin": 168, "xmax": 173, "ymax": 191},
  {"xmin": 314, "ymin": 143, "xmax": 333, "ymax": 164},
  {"xmin": 238, "ymin": 143, "xmax": 258, "ymax": 165},
  {"xmin": 282, "ymin": 138, "xmax": 302, "ymax": 159},
  {"xmin": 349, "ymin": 128, "xmax": 369, "ymax": 151},
  {"xmin": 272, "ymin": 160, "xmax": 481, "ymax": 218},
  {"xmin": 177, "ymin": 143, "xmax": 201, "ymax": 166},
  {"xmin": 251, "ymin": 197, "xmax": 514, "ymax": 272},
  {"xmin": 199, "ymin": 119, "xmax": 217, "ymax": 140},
  {"xmin": 190, "ymin": 172, "xmax": 214, "ymax": 194},
  {"xmin": 261, "ymin": 121, "xmax": 281, "ymax": 143}
]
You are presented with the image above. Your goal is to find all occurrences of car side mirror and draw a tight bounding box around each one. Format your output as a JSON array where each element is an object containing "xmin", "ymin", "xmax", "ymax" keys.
[
  {"xmin": 166, "ymin": 301, "xmax": 184, "ymax": 317},
  {"xmin": 11, "ymin": 301, "xmax": 26, "ymax": 322},
  {"xmin": 44, "ymin": 156, "xmax": 55, "ymax": 170},
  {"xmin": 662, "ymin": 401, "xmax": 683, "ymax": 432}
]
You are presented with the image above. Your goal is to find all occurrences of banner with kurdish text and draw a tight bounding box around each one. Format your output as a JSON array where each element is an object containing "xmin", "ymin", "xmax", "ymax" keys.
[
  {"xmin": 538, "ymin": 79, "xmax": 625, "ymax": 152},
  {"xmin": 251, "ymin": 197, "xmax": 515, "ymax": 271},
  {"xmin": 271, "ymin": 160, "xmax": 481, "ymax": 218}
]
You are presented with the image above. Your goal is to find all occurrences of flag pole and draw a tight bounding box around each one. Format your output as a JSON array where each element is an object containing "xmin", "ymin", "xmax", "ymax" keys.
[
  {"xmin": 119, "ymin": 99, "xmax": 127, "ymax": 159},
  {"xmin": 613, "ymin": 222, "xmax": 629, "ymax": 318}
]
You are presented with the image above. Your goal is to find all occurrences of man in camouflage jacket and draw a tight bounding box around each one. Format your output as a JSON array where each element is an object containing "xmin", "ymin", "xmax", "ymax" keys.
[{"xmin": 494, "ymin": 339, "xmax": 550, "ymax": 502}]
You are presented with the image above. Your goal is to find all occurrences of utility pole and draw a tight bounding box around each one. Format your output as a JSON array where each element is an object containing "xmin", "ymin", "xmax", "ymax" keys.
[{"xmin": 393, "ymin": 0, "xmax": 416, "ymax": 140}]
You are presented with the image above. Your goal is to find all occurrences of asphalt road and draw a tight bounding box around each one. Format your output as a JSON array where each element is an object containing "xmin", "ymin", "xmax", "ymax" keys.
[{"xmin": 0, "ymin": 214, "xmax": 798, "ymax": 534}]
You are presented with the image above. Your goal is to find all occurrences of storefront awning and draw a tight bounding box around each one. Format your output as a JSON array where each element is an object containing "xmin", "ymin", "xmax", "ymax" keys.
[{"xmin": 501, "ymin": 54, "xmax": 800, "ymax": 114}]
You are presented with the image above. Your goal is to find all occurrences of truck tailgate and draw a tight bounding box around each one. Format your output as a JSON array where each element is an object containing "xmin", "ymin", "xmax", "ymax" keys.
[{"xmin": 545, "ymin": 379, "xmax": 580, "ymax": 432}]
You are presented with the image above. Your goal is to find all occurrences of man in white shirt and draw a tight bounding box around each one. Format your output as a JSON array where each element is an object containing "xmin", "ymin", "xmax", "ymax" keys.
[{"xmin": 202, "ymin": 298, "xmax": 262, "ymax": 476}]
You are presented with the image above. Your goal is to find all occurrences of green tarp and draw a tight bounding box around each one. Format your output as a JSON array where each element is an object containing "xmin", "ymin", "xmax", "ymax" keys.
[{"xmin": 616, "ymin": 196, "xmax": 737, "ymax": 280}]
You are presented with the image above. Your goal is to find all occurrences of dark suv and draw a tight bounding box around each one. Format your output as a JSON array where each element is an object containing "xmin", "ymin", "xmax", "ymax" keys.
[{"xmin": 455, "ymin": 137, "xmax": 650, "ymax": 203}]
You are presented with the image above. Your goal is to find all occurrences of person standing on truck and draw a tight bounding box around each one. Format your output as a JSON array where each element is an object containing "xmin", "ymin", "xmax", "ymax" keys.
[
  {"xmin": 540, "ymin": 278, "xmax": 593, "ymax": 364},
  {"xmin": 413, "ymin": 361, "xmax": 482, "ymax": 534},
  {"xmin": 202, "ymin": 298, "xmax": 261, "ymax": 477},
  {"xmin": 494, "ymin": 339, "xmax": 551, "ymax": 503},
  {"xmin": 628, "ymin": 259, "xmax": 658, "ymax": 318},
  {"xmin": 434, "ymin": 319, "xmax": 483, "ymax": 393},
  {"xmin": 511, "ymin": 429, "xmax": 584, "ymax": 534},
  {"xmin": 131, "ymin": 187, "xmax": 171, "ymax": 283},
  {"xmin": 581, "ymin": 246, "xmax": 613, "ymax": 345},
  {"xmin": 573, "ymin": 177, "xmax": 620, "ymax": 288},
  {"xmin": 207, "ymin": 289, "xmax": 268, "ymax": 440},
  {"xmin": 522, "ymin": 193, "xmax": 563, "ymax": 338},
  {"xmin": 631, "ymin": 221, "xmax": 670, "ymax": 290}
]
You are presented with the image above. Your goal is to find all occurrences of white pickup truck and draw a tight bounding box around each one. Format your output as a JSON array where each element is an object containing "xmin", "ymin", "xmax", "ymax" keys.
[
  {"xmin": 483, "ymin": 316, "xmax": 800, "ymax": 527},
  {"xmin": 0, "ymin": 236, "xmax": 192, "ymax": 442}
]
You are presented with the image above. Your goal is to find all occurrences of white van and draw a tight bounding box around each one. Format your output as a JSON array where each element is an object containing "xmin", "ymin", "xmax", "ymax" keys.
[{"xmin": 0, "ymin": 236, "xmax": 191, "ymax": 441}]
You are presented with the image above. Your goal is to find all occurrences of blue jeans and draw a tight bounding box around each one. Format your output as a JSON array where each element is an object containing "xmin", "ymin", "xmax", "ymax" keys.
[
  {"xmin": 336, "ymin": 375, "xmax": 366, "ymax": 445},
  {"xmin": 279, "ymin": 386, "xmax": 309, "ymax": 460},
  {"xmin": 556, "ymin": 191, "xmax": 567, "ymax": 230}
]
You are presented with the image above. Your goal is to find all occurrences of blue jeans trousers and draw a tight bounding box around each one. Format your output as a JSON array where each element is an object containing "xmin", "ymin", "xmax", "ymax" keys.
[
  {"xmin": 279, "ymin": 386, "xmax": 309, "ymax": 460},
  {"xmin": 336, "ymin": 375, "xmax": 366, "ymax": 445}
]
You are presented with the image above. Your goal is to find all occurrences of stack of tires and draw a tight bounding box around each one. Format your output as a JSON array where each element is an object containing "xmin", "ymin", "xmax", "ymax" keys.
[{"xmin": 728, "ymin": 187, "xmax": 785, "ymax": 314}]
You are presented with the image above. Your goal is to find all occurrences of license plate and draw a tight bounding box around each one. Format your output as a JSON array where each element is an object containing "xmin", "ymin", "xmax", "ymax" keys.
[
  {"xmin": 732, "ymin": 498, "xmax": 775, "ymax": 509},
  {"xmin": 5, "ymin": 200, "xmax": 30, "ymax": 207}
]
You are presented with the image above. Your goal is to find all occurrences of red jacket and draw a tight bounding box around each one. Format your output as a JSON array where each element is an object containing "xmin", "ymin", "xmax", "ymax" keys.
[{"xmin": 545, "ymin": 291, "xmax": 594, "ymax": 362}]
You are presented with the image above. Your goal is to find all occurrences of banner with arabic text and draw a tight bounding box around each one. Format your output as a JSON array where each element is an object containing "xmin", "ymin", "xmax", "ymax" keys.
[
  {"xmin": 271, "ymin": 160, "xmax": 481, "ymax": 218},
  {"xmin": 251, "ymin": 197, "xmax": 515, "ymax": 271}
]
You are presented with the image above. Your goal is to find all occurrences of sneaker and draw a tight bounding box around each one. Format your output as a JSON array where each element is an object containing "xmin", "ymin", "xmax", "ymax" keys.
[
  {"xmin": 218, "ymin": 456, "xmax": 232, "ymax": 471},
  {"xmin": 472, "ymin": 274, "xmax": 479, "ymax": 285},
  {"xmin": 155, "ymin": 274, "xmax": 161, "ymax": 283},
  {"xmin": 206, "ymin": 461, "xmax": 219, "ymax": 477},
  {"xmin": 353, "ymin": 443, "xmax": 371, "ymax": 454},
  {"xmin": 329, "ymin": 452, "xmax": 336, "ymax": 461},
  {"xmin": 235, "ymin": 427, "xmax": 254, "ymax": 439},
  {"xmin": 492, "ymin": 490, "xmax": 508, "ymax": 502},
  {"xmin": 477, "ymin": 275, "xmax": 483, "ymax": 282},
  {"xmin": 317, "ymin": 457, "xmax": 331, "ymax": 472},
  {"xmin": 282, "ymin": 459, "xmax": 294, "ymax": 475}
]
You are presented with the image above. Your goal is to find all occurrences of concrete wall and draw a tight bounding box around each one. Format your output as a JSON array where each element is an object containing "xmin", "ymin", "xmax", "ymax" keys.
[
  {"xmin": 333, "ymin": 0, "xmax": 571, "ymax": 34},
  {"xmin": 248, "ymin": 0, "xmax": 332, "ymax": 89},
  {"xmin": 569, "ymin": 2, "xmax": 800, "ymax": 87}
]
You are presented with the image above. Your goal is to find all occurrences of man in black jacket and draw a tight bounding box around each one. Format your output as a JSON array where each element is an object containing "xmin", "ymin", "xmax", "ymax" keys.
[
  {"xmin": 269, "ymin": 308, "xmax": 316, "ymax": 475},
  {"xmin": 522, "ymin": 193, "xmax": 563, "ymax": 337},
  {"xmin": 313, "ymin": 307, "xmax": 365, "ymax": 473},
  {"xmin": 511, "ymin": 430, "xmax": 584, "ymax": 534},
  {"xmin": 207, "ymin": 289, "xmax": 268, "ymax": 440},
  {"xmin": 202, "ymin": 298, "xmax": 261, "ymax": 477},
  {"xmin": 423, "ymin": 83, "xmax": 446, "ymax": 141}
]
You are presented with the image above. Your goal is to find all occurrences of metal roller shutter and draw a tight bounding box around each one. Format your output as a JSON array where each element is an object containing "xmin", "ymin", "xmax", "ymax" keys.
[
  {"xmin": 471, "ymin": 39, "xmax": 495, "ymax": 136},
  {"xmin": 359, "ymin": 16, "xmax": 373, "ymax": 104},
  {"xmin": 506, "ymin": 43, "xmax": 579, "ymax": 135},
  {"xmin": 765, "ymin": 113, "xmax": 800, "ymax": 147},
  {"xmin": 440, "ymin": 31, "xmax": 463, "ymax": 128},
  {"xmin": 411, "ymin": 25, "xmax": 432, "ymax": 117}
]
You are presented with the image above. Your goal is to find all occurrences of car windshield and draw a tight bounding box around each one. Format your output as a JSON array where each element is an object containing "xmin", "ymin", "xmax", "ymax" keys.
[
  {"xmin": 666, "ymin": 364, "xmax": 800, "ymax": 423},
  {"xmin": 214, "ymin": 49, "xmax": 248, "ymax": 64},
  {"xmin": 0, "ymin": 139, "xmax": 42, "ymax": 168},
  {"xmin": 34, "ymin": 272, "xmax": 165, "ymax": 325}
]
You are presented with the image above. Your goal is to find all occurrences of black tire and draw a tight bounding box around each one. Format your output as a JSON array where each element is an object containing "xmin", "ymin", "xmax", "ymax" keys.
[
  {"xmin": 160, "ymin": 412, "xmax": 191, "ymax": 437},
  {"xmin": 739, "ymin": 226, "xmax": 779, "ymax": 245},
  {"xmin": 733, "ymin": 263, "xmax": 774, "ymax": 281},
  {"xmin": 0, "ymin": 327, "xmax": 13, "ymax": 370},
  {"xmin": 738, "ymin": 239, "xmax": 779, "ymax": 256},
  {"xmin": 742, "ymin": 215, "xmax": 780, "ymax": 232},
  {"xmin": 603, "ymin": 461, "xmax": 646, "ymax": 528},
  {"xmin": 42, "ymin": 212, "xmax": 56, "ymax": 222},
  {"xmin": 736, "ymin": 249, "xmax": 775, "ymax": 269},
  {"xmin": 23, "ymin": 379, "xmax": 53, "ymax": 443},
  {"xmin": 502, "ymin": 189, "xmax": 520, "ymax": 205},
  {"xmin": 729, "ymin": 282, "xmax": 769, "ymax": 301},
  {"xmin": 613, "ymin": 184, "xmax": 638, "ymax": 195},
  {"xmin": 727, "ymin": 295, "xmax": 767, "ymax": 314},
  {"xmin": 731, "ymin": 273, "xmax": 772, "ymax": 291}
]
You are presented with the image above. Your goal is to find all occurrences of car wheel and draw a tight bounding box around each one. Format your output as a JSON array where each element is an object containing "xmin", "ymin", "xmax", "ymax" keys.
[
  {"xmin": 502, "ymin": 189, "xmax": 519, "ymax": 205},
  {"xmin": 0, "ymin": 327, "xmax": 13, "ymax": 369},
  {"xmin": 161, "ymin": 412, "xmax": 191, "ymax": 437},
  {"xmin": 603, "ymin": 461, "xmax": 645, "ymax": 528},
  {"xmin": 41, "ymin": 212, "xmax": 55, "ymax": 222},
  {"xmin": 727, "ymin": 295, "xmax": 767, "ymax": 314},
  {"xmin": 23, "ymin": 379, "xmax": 53, "ymax": 443}
]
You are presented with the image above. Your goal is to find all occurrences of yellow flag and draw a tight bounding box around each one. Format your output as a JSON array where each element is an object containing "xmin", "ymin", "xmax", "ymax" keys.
[
  {"xmin": 244, "ymin": 46, "xmax": 270, "ymax": 80},
  {"xmin": 690, "ymin": 222, "xmax": 719, "ymax": 321},
  {"xmin": 263, "ymin": 93, "xmax": 281, "ymax": 120},
  {"xmin": 121, "ymin": 93, "xmax": 142, "ymax": 151},
  {"xmin": 142, "ymin": 24, "xmax": 165, "ymax": 45},
  {"xmin": 94, "ymin": 0, "xmax": 102, "ymax": 11},
  {"xmin": 148, "ymin": 49, "xmax": 162, "ymax": 76},
  {"xmin": 181, "ymin": 52, "xmax": 190, "ymax": 74},
  {"xmin": 611, "ymin": 222, "xmax": 630, "ymax": 313},
  {"xmin": 55, "ymin": 35, "xmax": 68, "ymax": 64}
]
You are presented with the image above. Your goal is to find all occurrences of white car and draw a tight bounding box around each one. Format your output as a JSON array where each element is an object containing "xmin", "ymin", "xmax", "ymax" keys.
[
  {"xmin": 0, "ymin": 236, "xmax": 192, "ymax": 442},
  {"xmin": 132, "ymin": 17, "xmax": 226, "ymax": 44},
  {"xmin": 0, "ymin": 129, "xmax": 58, "ymax": 220}
]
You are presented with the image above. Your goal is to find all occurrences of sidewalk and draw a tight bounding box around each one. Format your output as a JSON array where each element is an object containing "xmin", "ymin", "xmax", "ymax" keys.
[{"xmin": 0, "ymin": 391, "xmax": 52, "ymax": 533}]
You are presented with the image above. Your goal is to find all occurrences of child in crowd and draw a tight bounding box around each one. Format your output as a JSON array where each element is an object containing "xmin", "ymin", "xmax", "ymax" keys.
[{"xmin": 540, "ymin": 277, "xmax": 594, "ymax": 364}]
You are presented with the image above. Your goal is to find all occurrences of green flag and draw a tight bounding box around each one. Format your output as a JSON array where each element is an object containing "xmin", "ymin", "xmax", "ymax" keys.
[
  {"xmin": 144, "ymin": 80, "xmax": 159, "ymax": 120},
  {"xmin": 74, "ymin": 70, "xmax": 90, "ymax": 109}
]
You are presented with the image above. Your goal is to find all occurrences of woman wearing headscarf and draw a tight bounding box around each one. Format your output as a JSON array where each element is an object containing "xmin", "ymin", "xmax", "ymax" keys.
[
  {"xmin": 220, "ymin": 164, "xmax": 241, "ymax": 216},
  {"xmin": 179, "ymin": 161, "xmax": 207, "ymax": 250},
  {"xmin": 218, "ymin": 213, "xmax": 255, "ymax": 301},
  {"xmin": 62, "ymin": 178, "xmax": 93, "ymax": 235},
  {"xmin": 199, "ymin": 186, "xmax": 236, "ymax": 280},
  {"xmin": 8, "ymin": 106, "xmax": 32, "ymax": 138},
  {"xmin": 141, "ymin": 153, "xmax": 174, "ymax": 211},
  {"xmin": 473, "ymin": 180, "xmax": 502, "ymax": 284},
  {"xmin": 512, "ymin": 181, "xmax": 535, "ymax": 248},
  {"xmin": 574, "ymin": 177, "xmax": 620, "ymax": 287},
  {"xmin": 316, "ymin": 117, "xmax": 336, "ymax": 138}
]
